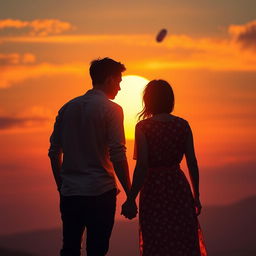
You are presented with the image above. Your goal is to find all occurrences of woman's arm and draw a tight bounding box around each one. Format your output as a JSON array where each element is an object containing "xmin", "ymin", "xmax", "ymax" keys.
[
  {"xmin": 184, "ymin": 125, "xmax": 202, "ymax": 215},
  {"xmin": 129, "ymin": 125, "xmax": 148, "ymax": 200},
  {"xmin": 121, "ymin": 125, "xmax": 148, "ymax": 219}
]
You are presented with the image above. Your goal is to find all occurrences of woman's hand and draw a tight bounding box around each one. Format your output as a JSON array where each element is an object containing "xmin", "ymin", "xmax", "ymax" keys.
[
  {"xmin": 121, "ymin": 199, "xmax": 138, "ymax": 220},
  {"xmin": 194, "ymin": 197, "xmax": 202, "ymax": 216}
]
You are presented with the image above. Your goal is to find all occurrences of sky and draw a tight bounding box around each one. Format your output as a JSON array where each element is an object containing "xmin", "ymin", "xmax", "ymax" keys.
[{"xmin": 0, "ymin": 0, "xmax": 256, "ymax": 235}]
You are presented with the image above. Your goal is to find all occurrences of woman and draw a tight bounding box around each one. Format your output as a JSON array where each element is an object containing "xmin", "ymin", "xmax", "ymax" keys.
[{"xmin": 122, "ymin": 80, "xmax": 207, "ymax": 256}]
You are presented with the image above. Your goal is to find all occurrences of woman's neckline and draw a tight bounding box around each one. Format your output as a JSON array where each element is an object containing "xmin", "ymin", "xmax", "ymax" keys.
[{"xmin": 149, "ymin": 114, "xmax": 177, "ymax": 122}]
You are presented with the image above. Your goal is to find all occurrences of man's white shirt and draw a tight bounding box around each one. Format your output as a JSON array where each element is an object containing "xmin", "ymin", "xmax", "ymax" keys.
[{"xmin": 49, "ymin": 89, "xmax": 126, "ymax": 196}]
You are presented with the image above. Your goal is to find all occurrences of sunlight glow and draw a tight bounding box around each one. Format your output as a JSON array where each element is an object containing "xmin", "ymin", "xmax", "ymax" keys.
[{"xmin": 114, "ymin": 75, "xmax": 149, "ymax": 139}]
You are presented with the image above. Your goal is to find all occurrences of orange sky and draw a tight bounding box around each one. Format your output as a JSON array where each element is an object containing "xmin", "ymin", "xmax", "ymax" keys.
[{"xmin": 0, "ymin": 0, "xmax": 256, "ymax": 235}]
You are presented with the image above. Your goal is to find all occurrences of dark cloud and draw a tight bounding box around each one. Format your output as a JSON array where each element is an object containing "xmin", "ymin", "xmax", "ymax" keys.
[
  {"xmin": 237, "ymin": 26, "xmax": 256, "ymax": 49},
  {"xmin": 230, "ymin": 21, "xmax": 256, "ymax": 50},
  {"xmin": 0, "ymin": 53, "xmax": 19, "ymax": 65},
  {"xmin": 0, "ymin": 116, "xmax": 48, "ymax": 130}
]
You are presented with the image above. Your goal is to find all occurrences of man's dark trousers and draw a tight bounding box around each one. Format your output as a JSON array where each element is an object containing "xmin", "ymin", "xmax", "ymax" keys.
[{"xmin": 60, "ymin": 189, "xmax": 116, "ymax": 256}]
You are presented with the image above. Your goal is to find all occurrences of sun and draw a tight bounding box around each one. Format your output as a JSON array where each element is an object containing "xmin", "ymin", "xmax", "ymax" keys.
[{"xmin": 113, "ymin": 75, "xmax": 149, "ymax": 139}]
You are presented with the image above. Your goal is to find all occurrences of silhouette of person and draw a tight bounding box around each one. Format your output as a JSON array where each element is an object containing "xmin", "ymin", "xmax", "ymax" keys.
[
  {"xmin": 49, "ymin": 57, "xmax": 131, "ymax": 256},
  {"xmin": 122, "ymin": 80, "xmax": 207, "ymax": 255}
]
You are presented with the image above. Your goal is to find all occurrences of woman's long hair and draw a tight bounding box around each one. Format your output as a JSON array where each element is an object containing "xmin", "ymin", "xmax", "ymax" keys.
[{"xmin": 138, "ymin": 80, "xmax": 175, "ymax": 120}]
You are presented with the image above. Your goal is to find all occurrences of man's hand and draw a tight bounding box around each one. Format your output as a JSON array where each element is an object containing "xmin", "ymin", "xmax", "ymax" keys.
[
  {"xmin": 121, "ymin": 199, "xmax": 138, "ymax": 220},
  {"xmin": 49, "ymin": 152, "xmax": 63, "ymax": 192}
]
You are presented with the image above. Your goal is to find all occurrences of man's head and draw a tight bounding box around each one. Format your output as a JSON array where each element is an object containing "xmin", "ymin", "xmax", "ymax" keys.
[{"xmin": 89, "ymin": 57, "xmax": 126, "ymax": 99}]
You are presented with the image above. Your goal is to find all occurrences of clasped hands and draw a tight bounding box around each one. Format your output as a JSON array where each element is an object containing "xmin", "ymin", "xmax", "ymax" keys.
[
  {"xmin": 121, "ymin": 198, "xmax": 138, "ymax": 220},
  {"xmin": 121, "ymin": 196, "xmax": 201, "ymax": 219}
]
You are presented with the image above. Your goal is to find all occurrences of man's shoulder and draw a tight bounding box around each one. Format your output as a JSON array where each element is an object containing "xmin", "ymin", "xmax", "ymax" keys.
[
  {"xmin": 58, "ymin": 92, "xmax": 123, "ymax": 117},
  {"xmin": 57, "ymin": 95, "xmax": 84, "ymax": 113},
  {"xmin": 100, "ymin": 100, "xmax": 123, "ymax": 122},
  {"xmin": 92, "ymin": 94, "xmax": 123, "ymax": 113},
  {"xmin": 107, "ymin": 100, "xmax": 123, "ymax": 112},
  {"xmin": 67, "ymin": 95, "xmax": 84, "ymax": 105}
]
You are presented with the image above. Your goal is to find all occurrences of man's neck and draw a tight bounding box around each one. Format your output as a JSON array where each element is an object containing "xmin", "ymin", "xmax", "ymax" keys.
[
  {"xmin": 92, "ymin": 87, "xmax": 109, "ymax": 98},
  {"xmin": 92, "ymin": 84, "xmax": 109, "ymax": 98}
]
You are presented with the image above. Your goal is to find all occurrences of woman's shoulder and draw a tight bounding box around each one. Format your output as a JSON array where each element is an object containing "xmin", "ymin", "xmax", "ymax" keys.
[
  {"xmin": 136, "ymin": 119, "xmax": 148, "ymax": 128},
  {"xmin": 136, "ymin": 115, "xmax": 190, "ymax": 127},
  {"xmin": 168, "ymin": 115, "xmax": 190, "ymax": 132},
  {"xmin": 173, "ymin": 115, "xmax": 189, "ymax": 124},
  {"xmin": 135, "ymin": 119, "xmax": 154, "ymax": 132},
  {"xmin": 136, "ymin": 115, "xmax": 189, "ymax": 124}
]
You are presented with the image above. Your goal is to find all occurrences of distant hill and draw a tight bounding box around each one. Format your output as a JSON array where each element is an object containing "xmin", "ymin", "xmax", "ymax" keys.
[
  {"xmin": 0, "ymin": 248, "xmax": 36, "ymax": 256},
  {"xmin": 0, "ymin": 229, "xmax": 61, "ymax": 256},
  {"xmin": 199, "ymin": 196, "xmax": 256, "ymax": 256},
  {"xmin": 0, "ymin": 196, "xmax": 255, "ymax": 256},
  {"xmin": 0, "ymin": 222, "xmax": 139, "ymax": 256}
]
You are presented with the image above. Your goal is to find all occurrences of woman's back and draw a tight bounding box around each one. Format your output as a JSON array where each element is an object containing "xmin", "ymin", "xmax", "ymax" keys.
[
  {"xmin": 137, "ymin": 115, "xmax": 189, "ymax": 167},
  {"xmin": 122, "ymin": 79, "xmax": 207, "ymax": 256}
]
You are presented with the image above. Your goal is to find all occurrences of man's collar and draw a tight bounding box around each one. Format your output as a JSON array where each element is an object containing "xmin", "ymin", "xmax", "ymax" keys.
[{"xmin": 85, "ymin": 89, "xmax": 108, "ymax": 98}]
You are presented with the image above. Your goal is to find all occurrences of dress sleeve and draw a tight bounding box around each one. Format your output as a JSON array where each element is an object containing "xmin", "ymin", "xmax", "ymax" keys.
[
  {"xmin": 133, "ymin": 121, "xmax": 144, "ymax": 160},
  {"xmin": 184, "ymin": 120, "xmax": 192, "ymax": 136}
]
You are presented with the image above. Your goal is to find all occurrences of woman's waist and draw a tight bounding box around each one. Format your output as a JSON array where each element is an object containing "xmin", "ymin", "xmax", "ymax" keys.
[{"xmin": 148, "ymin": 163, "xmax": 181, "ymax": 172}]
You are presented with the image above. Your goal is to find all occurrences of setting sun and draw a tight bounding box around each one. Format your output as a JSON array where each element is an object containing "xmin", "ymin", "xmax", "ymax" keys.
[{"xmin": 114, "ymin": 75, "xmax": 149, "ymax": 139}]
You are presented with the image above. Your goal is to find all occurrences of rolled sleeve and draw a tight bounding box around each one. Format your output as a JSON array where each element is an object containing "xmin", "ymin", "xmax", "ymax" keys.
[
  {"xmin": 107, "ymin": 104, "xmax": 127, "ymax": 162},
  {"xmin": 48, "ymin": 105, "xmax": 65, "ymax": 157}
]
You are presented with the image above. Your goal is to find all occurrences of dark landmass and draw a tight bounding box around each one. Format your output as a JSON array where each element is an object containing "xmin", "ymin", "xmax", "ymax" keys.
[
  {"xmin": 0, "ymin": 196, "xmax": 255, "ymax": 256},
  {"xmin": 199, "ymin": 196, "xmax": 256, "ymax": 255},
  {"xmin": 0, "ymin": 247, "xmax": 36, "ymax": 256}
]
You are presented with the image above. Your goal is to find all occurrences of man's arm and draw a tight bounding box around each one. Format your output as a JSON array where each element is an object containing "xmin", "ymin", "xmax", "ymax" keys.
[
  {"xmin": 112, "ymin": 160, "xmax": 131, "ymax": 196},
  {"xmin": 49, "ymin": 151, "xmax": 63, "ymax": 191},
  {"xmin": 107, "ymin": 104, "xmax": 131, "ymax": 195},
  {"xmin": 121, "ymin": 124, "xmax": 147, "ymax": 219}
]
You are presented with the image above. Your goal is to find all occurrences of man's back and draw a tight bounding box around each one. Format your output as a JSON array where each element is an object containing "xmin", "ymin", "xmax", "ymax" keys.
[
  {"xmin": 48, "ymin": 57, "xmax": 131, "ymax": 256},
  {"xmin": 50, "ymin": 89, "xmax": 126, "ymax": 196}
]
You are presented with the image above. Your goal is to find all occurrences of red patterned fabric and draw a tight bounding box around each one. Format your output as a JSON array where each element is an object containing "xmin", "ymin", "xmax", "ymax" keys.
[{"xmin": 136, "ymin": 117, "xmax": 207, "ymax": 256}]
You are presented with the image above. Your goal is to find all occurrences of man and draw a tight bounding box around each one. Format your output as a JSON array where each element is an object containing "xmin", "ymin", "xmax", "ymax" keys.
[{"xmin": 48, "ymin": 57, "xmax": 133, "ymax": 256}]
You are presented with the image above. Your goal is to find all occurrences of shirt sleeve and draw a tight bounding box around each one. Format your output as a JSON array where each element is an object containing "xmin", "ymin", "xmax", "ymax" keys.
[
  {"xmin": 48, "ymin": 105, "xmax": 66, "ymax": 157},
  {"xmin": 107, "ymin": 104, "xmax": 127, "ymax": 162}
]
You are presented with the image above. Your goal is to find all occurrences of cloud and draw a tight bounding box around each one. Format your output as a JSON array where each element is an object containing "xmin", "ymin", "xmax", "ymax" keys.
[
  {"xmin": 1, "ymin": 20, "xmax": 256, "ymax": 85},
  {"xmin": 0, "ymin": 63, "xmax": 84, "ymax": 88},
  {"xmin": 22, "ymin": 53, "xmax": 36, "ymax": 64},
  {"xmin": 0, "ymin": 106, "xmax": 53, "ymax": 132},
  {"xmin": 0, "ymin": 53, "xmax": 20, "ymax": 65},
  {"xmin": 0, "ymin": 19, "xmax": 74, "ymax": 36},
  {"xmin": 0, "ymin": 34, "xmax": 149, "ymax": 44},
  {"xmin": 229, "ymin": 20, "xmax": 256, "ymax": 50},
  {"xmin": 0, "ymin": 53, "xmax": 36, "ymax": 65},
  {"xmin": 0, "ymin": 116, "xmax": 48, "ymax": 130},
  {"xmin": 19, "ymin": 106, "xmax": 53, "ymax": 119}
]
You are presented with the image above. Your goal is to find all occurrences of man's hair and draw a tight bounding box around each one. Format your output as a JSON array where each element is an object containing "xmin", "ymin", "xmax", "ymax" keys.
[{"xmin": 89, "ymin": 57, "xmax": 126, "ymax": 86}]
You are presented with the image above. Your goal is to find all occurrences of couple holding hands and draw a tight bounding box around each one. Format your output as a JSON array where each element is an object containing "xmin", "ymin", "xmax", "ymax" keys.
[{"xmin": 49, "ymin": 57, "xmax": 207, "ymax": 256}]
